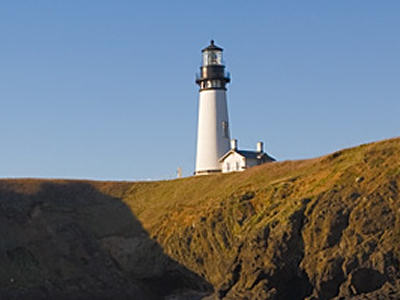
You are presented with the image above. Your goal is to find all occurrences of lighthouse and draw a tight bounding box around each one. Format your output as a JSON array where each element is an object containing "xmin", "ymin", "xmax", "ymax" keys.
[{"xmin": 194, "ymin": 40, "xmax": 231, "ymax": 175}]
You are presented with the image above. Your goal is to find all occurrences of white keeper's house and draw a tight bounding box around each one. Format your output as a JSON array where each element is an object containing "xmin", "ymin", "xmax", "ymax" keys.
[
  {"xmin": 194, "ymin": 40, "xmax": 275, "ymax": 175},
  {"xmin": 219, "ymin": 139, "xmax": 275, "ymax": 173}
]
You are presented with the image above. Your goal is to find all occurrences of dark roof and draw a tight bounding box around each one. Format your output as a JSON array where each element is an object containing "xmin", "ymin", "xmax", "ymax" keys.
[
  {"xmin": 219, "ymin": 149, "xmax": 276, "ymax": 162},
  {"xmin": 202, "ymin": 40, "xmax": 223, "ymax": 52},
  {"xmin": 237, "ymin": 150, "xmax": 260, "ymax": 159},
  {"xmin": 238, "ymin": 151, "xmax": 276, "ymax": 161}
]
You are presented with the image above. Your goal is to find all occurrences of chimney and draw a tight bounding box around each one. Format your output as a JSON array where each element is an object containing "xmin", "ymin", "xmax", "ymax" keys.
[
  {"xmin": 231, "ymin": 139, "xmax": 238, "ymax": 150},
  {"xmin": 257, "ymin": 141, "xmax": 263, "ymax": 153}
]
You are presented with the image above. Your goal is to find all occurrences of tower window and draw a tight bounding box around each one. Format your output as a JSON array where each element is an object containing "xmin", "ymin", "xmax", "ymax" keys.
[{"xmin": 222, "ymin": 121, "xmax": 229, "ymax": 138}]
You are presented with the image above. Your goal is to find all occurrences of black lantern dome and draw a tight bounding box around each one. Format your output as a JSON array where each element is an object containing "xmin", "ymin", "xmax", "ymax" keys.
[{"xmin": 201, "ymin": 40, "xmax": 223, "ymax": 52}]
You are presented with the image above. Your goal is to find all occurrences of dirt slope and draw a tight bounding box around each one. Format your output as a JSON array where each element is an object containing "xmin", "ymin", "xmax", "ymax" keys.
[{"xmin": 0, "ymin": 137, "xmax": 399, "ymax": 299}]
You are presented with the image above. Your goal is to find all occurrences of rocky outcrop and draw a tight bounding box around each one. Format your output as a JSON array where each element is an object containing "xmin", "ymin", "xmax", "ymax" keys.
[{"xmin": 0, "ymin": 137, "xmax": 399, "ymax": 299}]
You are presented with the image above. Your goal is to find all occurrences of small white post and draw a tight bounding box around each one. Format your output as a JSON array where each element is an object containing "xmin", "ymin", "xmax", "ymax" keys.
[
  {"xmin": 177, "ymin": 167, "xmax": 182, "ymax": 178},
  {"xmin": 257, "ymin": 141, "xmax": 264, "ymax": 153}
]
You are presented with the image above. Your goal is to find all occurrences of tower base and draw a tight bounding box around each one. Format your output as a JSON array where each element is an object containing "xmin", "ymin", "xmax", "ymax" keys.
[{"xmin": 194, "ymin": 169, "xmax": 222, "ymax": 176}]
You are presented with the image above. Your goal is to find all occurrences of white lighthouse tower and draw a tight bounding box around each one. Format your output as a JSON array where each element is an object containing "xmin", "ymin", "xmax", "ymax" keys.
[{"xmin": 195, "ymin": 40, "xmax": 231, "ymax": 175}]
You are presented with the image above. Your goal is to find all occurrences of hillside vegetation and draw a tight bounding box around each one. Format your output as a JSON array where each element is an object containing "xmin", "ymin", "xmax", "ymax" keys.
[{"xmin": 0, "ymin": 137, "xmax": 399, "ymax": 299}]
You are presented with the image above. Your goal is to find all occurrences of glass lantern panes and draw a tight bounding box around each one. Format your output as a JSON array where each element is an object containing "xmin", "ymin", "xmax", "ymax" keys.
[{"xmin": 203, "ymin": 50, "xmax": 222, "ymax": 66}]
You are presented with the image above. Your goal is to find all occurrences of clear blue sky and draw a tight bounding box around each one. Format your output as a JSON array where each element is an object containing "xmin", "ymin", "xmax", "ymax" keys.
[{"xmin": 1, "ymin": 1, "xmax": 399, "ymax": 180}]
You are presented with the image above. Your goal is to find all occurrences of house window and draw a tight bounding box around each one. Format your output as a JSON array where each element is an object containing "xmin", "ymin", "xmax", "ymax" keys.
[
  {"xmin": 236, "ymin": 162, "xmax": 239, "ymax": 170},
  {"xmin": 222, "ymin": 121, "xmax": 229, "ymax": 138},
  {"xmin": 226, "ymin": 162, "xmax": 230, "ymax": 171}
]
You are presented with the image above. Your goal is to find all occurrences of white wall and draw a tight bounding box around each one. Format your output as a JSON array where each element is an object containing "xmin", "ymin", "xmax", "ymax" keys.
[
  {"xmin": 195, "ymin": 89, "xmax": 230, "ymax": 174},
  {"xmin": 221, "ymin": 152, "xmax": 246, "ymax": 173}
]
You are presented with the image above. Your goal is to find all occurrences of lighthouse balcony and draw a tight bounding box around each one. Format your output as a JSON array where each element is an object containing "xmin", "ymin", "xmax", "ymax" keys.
[{"xmin": 195, "ymin": 70, "xmax": 230, "ymax": 85}]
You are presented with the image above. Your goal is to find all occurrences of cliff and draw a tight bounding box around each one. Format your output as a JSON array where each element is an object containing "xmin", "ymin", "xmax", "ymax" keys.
[{"xmin": 0, "ymin": 137, "xmax": 399, "ymax": 299}]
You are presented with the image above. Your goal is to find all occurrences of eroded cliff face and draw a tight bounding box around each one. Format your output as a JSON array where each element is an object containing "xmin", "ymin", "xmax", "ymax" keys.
[
  {"xmin": 0, "ymin": 138, "xmax": 399, "ymax": 299},
  {"xmin": 135, "ymin": 138, "xmax": 400, "ymax": 299}
]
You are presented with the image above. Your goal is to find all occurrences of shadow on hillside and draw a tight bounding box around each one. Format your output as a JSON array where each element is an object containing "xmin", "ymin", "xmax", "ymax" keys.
[{"xmin": 0, "ymin": 181, "xmax": 213, "ymax": 299}]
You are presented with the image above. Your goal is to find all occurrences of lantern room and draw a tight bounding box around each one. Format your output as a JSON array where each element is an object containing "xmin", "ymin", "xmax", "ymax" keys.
[
  {"xmin": 196, "ymin": 40, "xmax": 230, "ymax": 90},
  {"xmin": 202, "ymin": 40, "xmax": 223, "ymax": 66}
]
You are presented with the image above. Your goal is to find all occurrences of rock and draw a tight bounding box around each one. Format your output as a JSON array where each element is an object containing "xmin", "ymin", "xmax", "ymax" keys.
[{"xmin": 355, "ymin": 176, "xmax": 365, "ymax": 183}]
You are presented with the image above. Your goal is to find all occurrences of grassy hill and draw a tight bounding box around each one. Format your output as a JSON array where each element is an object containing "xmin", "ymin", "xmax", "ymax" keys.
[{"xmin": 0, "ymin": 137, "xmax": 399, "ymax": 299}]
